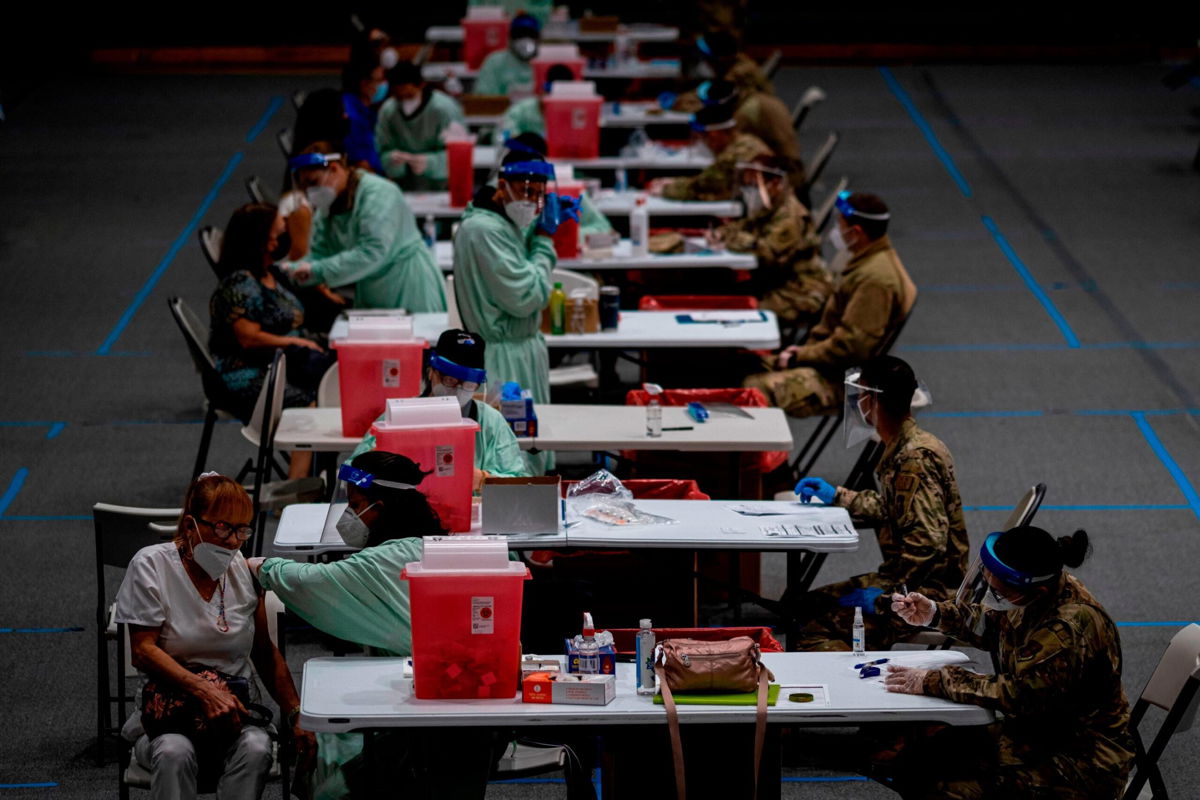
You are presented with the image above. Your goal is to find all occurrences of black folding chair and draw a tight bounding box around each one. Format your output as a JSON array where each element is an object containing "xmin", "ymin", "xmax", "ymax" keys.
[
  {"xmin": 197, "ymin": 226, "xmax": 223, "ymax": 277},
  {"xmin": 791, "ymin": 86, "xmax": 826, "ymax": 134},
  {"xmin": 800, "ymin": 131, "xmax": 839, "ymax": 199}
]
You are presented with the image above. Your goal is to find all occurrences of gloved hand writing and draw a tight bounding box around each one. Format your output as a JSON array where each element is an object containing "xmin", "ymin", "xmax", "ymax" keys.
[
  {"xmin": 795, "ymin": 477, "xmax": 836, "ymax": 505},
  {"xmin": 883, "ymin": 665, "xmax": 929, "ymax": 695},
  {"xmin": 537, "ymin": 193, "xmax": 582, "ymax": 235},
  {"xmin": 837, "ymin": 587, "xmax": 884, "ymax": 614},
  {"xmin": 891, "ymin": 592, "xmax": 936, "ymax": 627}
]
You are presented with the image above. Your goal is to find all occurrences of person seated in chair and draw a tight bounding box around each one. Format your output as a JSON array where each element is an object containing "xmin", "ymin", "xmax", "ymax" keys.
[
  {"xmin": 708, "ymin": 154, "xmax": 829, "ymax": 328},
  {"xmin": 209, "ymin": 203, "xmax": 336, "ymax": 479},
  {"xmin": 648, "ymin": 101, "xmax": 775, "ymax": 202},
  {"xmin": 789, "ymin": 356, "xmax": 969, "ymax": 652},
  {"xmin": 743, "ymin": 191, "xmax": 916, "ymax": 418},
  {"xmin": 115, "ymin": 474, "xmax": 315, "ymax": 800}
]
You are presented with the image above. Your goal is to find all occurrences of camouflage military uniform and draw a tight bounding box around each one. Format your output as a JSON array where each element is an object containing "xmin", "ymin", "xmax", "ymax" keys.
[
  {"xmin": 676, "ymin": 54, "xmax": 775, "ymax": 113},
  {"xmin": 899, "ymin": 574, "xmax": 1135, "ymax": 799},
  {"xmin": 720, "ymin": 192, "xmax": 830, "ymax": 324},
  {"xmin": 734, "ymin": 92, "xmax": 806, "ymax": 190},
  {"xmin": 743, "ymin": 235, "xmax": 917, "ymax": 417},
  {"xmin": 661, "ymin": 132, "xmax": 772, "ymax": 202},
  {"xmin": 792, "ymin": 418, "xmax": 969, "ymax": 652}
]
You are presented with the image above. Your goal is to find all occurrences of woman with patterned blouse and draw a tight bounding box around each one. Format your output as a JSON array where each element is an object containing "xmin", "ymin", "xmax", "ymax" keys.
[{"xmin": 209, "ymin": 203, "xmax": 336, "ymax": 478}]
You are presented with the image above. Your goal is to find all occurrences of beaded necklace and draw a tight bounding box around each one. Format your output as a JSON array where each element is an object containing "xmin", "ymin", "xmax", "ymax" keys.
[{"xmin": 216, "ymin": 576, "xmax": 229, "ymax": 633}]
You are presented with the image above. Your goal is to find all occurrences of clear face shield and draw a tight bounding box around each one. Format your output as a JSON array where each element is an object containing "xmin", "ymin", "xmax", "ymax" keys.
[
  {"xmin": 428, "ymin": 354, "xmax": 487, "ymax": 411},
  {"xmin": 955, "ymin": 531, "xmax": 1058, "ymax": 614},
  {"xmin": 843, "ymin": 368, "xmax": 881, "ymax": 449},
  {"xmin": 736, "ymin": 161, "xmax": 786, "ymax": 216},
  {"xmin": 321, "ymin": 464, "xmax": 418, "ymax": 548}
]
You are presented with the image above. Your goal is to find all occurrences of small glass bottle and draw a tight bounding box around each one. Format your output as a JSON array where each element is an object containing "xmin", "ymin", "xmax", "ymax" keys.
[
  {"xmin": 635, "ymin": 618, "xmax": 656, "ymax": 695},
  {"xmin": 577, "ymin": 611, "xmax": 600, "ymax": 674},
  {"xmin": 643, "ymin": 382, "xmax": 663, "ymax": 437},
  {"xmin": 852, "ymin": 606, "xmax": 865, "ymax": 655}
]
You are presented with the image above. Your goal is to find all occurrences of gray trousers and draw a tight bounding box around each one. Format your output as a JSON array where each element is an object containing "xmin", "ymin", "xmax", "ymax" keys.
[{"xmin": 134, "ymin": 726, "xmax": 273, "ymax": 800}]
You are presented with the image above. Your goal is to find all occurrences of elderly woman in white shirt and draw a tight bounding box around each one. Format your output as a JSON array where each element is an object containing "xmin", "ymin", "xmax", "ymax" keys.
[{"xmin": 115, "ymin": 474, "xmax": 314, "ymax": 799}]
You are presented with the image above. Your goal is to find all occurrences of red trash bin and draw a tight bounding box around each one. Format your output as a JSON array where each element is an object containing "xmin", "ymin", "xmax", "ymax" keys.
[{"xmin": 638, "ymin": 295, "xmax": 759, "ymax": 311}]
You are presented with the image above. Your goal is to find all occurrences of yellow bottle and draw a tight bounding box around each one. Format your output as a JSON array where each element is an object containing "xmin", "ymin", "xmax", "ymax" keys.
[{"xmin": 549, "ymin": 282, "xmax": 566, "ymax": 335}]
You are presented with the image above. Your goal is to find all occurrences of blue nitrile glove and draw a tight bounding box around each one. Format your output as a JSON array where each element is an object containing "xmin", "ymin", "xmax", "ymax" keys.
[
  {"xmin": 537, "ymin": 193, "xmax": 582, "ymax": 235},
  {"xmin": 795, "ymin": 477, "xmax": 836, "ymax": 505},
  {"xmin": 837, "ymin": 587, "xmax": 885, "ymax": 614},
  {"xmin": 657, "ymin": 91, "xmax": 678, "ymax": 110},
  {"xmin": 686, "ymin": 402, "xmax": 709, "ymax": 423},
  {"xmin": 501, "ymin": 381, "xmax": 522, "ymax": 401}
]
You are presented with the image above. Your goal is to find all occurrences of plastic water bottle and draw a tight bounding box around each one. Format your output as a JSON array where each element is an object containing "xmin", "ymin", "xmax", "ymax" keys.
[
  {"xmin": 423, "ymin": 214, "xmax": 436, "ymax": 249},
  {"xmin": 635, "ymin": 618, "xmax": 656, "ymax": 694},
  {"xmin": 644, "ymin": 382, "xmax": 663, "ymax": 437},
  {"xmin": 629, "ymin": 195, "xmax": 649, "ymax": 257},
  {"xmin": 578, "ymin": 612, "xmax": 600, "ymax": 674},
  {"xmin": 614, "ymin": 167, "xmax": 628, "ymax": 192},
  {"xmin": 549, "ymin": 282, "xmax": 566, "ymax": 335},
  {"xmin": 852, "ymin": 606, "xmax": 865, "ymax": 654}
]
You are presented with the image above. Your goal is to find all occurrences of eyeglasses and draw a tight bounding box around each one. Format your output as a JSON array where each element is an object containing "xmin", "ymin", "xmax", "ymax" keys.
[
  {"xmin": 197, "ymin": 517, "xmax": 254, "ymax": 542},
  {"xmin": 436, "ymin": 373, "xmax": 481, "ymax": 393}
]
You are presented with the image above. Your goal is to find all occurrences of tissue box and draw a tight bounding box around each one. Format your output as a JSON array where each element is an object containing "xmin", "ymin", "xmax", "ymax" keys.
[
  {"xmin": 501, "ymin": 390, "xmax": 537, "ymax": 437},
  {"xmin": 520, "ymin": 655, "xmax": 563, "ymax": 679},
  {"xmin": 564, "ymin": 639, "xmax": 617, "ymax": 674},
  {"xmin": 523, "ymin": 672, "xmax": 616, "ymax": 705}
]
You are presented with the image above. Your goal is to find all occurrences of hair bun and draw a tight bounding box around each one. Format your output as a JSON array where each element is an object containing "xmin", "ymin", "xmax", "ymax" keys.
[{"xmin": 1056, "ymin": 529, "xmax": 1091, "ymax": 569}]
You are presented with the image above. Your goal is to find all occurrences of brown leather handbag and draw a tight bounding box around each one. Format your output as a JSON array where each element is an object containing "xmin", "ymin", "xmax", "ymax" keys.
[{"xmin": 654, "ymin": 637, "xmax": 775, "ymax": 800}]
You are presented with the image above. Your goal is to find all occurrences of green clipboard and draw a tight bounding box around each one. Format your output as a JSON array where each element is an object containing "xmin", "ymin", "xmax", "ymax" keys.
[{"xmin": 652, "ymin": 684, "xmax": 780, "ymax": 706}]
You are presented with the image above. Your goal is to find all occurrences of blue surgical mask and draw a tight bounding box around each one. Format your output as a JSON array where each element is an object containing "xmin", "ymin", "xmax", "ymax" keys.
[{"xmin": 371, "ymin": 81, "xmax": 390, "ymax": 105}]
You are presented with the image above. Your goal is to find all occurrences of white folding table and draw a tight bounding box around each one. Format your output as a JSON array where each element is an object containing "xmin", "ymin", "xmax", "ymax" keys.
[
  {"xmin": 428, "ymin": 239, "xmax": 755, "ymax": 271},
  {"xmin": 425, "ymin": 22, "xmax": 680, "ymax": 44},
  {"xmin": 423, "ymin": 61, "xmax": 682, "ymax": 82},
  {"xmin": 473, "ymin": 144, "xmax": 711, "ymax": 171},
  {"xmin": 405, "ymin": 191, "xmax": 739, "ymax": 220},
  {"xmin": 328, "ymin": 311, "xmax": 781, "ymax": 350},
  {"xmin": 300, "ymin": 653, "xmax": 991, "ymax": 794}
]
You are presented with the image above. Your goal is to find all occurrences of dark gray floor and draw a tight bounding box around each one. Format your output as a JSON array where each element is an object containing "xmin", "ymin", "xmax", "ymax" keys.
[{"xmin": 1, "ymin": 62, "xmax": 1198, "ymax": 797}]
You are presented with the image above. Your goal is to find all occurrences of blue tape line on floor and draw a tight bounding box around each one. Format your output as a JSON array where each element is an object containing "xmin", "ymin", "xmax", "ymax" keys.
[
  {"xmin": 45, "ymin": 423, "xmax": 66, "ymax": 440},
  {"xmin": 980, "ymin": 215, "xmax": 1080, "ymax": 348},
  {"xmin": 0, "ymin": 783, "xmax": 58, "ymax": 789},
  {"xmin": 1130, "ymin": 412, "xmax": 1200, "ymax": 522},
  {"xmin": 97, "ymin": 151, "xmax": 244, "ymax": 354},
  {"xmin": 0, "ymin": 627, "xmax": 84, "ymax": 634},
  {"xmin": 879, "ymin": 67, "xmax": 973, "ymax": 198},
  {"xmin": 0, "ymin": 468, "xmax": 29, "ymax": 517},
  {"xmin": 245, "ymin": 96, "xmax": 284, "ymax": 144},
  {"xmin": 1117, "ymin": 622, "xmax": 1200, "ymax": 627}
]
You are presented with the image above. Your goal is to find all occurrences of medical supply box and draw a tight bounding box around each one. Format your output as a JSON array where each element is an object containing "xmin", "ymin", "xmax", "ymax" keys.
[
  {"xmin": 370, "ymin": 397, "xmax": 478, "ymax": 532},
  {"xmin": 564, "ymin": 639, "xmax": 617, "ymax": 675},
  {"xmin": 500, "ymin": 385, "xmax": 537, "ymax": 437},
  {"xmin": 402, "ymin": 536, "xmax": 530, "ymax": 699},
  {"xmin": 523, "ymin": 672, "xmax": 615, "ymax": 705},
  {"xmin": 331, "ymin": 315, "xmax": 426, "ymax": 436}
]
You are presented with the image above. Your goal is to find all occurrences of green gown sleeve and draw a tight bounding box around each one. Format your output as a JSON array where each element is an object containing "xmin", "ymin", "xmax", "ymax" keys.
[
  {"xmin": 303, "ymin": 183, "xmax": 400, "ymax": 289},
  {"xmin": 258, "ymin": 540, "xmax": 424, "ymax": 655},
  {"xmin": 457, "ymin": 212, "xmax": 555, "ymax": 317},
  {"xmin": 476, "ymin": 403, "xmax": 529, "ymax": 477}
]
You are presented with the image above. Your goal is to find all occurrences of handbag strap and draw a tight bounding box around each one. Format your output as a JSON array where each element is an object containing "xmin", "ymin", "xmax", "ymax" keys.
[
  {"xmin": 751, "ymin": 664, "xmax": 768, "ymax": 800},
  {"xmin": 656, "ymin": 664, "xmax": 687, "ymax": 800}
]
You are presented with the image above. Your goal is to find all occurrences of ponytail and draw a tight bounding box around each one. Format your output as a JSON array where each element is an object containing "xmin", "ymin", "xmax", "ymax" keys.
[{"xmin": 1056, "ymin": 528, "xmax": 1091, "ymax": 569}]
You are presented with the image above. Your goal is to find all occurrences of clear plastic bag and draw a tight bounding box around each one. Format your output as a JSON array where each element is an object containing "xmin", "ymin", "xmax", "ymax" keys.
[{"xmin": 566, "ymin": 470, "xmax": 678, "ymax": 527}]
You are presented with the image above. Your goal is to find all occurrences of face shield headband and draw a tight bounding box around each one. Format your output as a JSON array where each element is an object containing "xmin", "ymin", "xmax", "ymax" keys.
[
  {"xmin": 979, "ymin": 531, "xmax": 1059, "ymax": 588},
  {"xmin": 835, "ymin": 190, "xmax": 890, "ymax": 223},
  {"xmin": 337, "ymin": 464, "xmax": 418, "ymax": 492},
  {"xmin": 689, "ymin": 116, "xmax": 736, "ymax": 134},
  {"xmin": 288, "ymin": 152, "xmax": 344, "ymax": 172},
  {"xmin": 429, "ymin": 354, "xmax": 487, "ymax": 387},
  {"xmin": 500, "ymin": 160, "xmax": 556, "ymax": 181}
]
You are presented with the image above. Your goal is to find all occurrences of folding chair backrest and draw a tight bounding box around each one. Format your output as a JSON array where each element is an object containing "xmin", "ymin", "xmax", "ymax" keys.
[
  {"xmin": 760, "ymin": 49, "xmax": 782, "ymax": 81},
  {"xmin": 242, "ymin": 350, "xmax": 287, "ymax": 449},
  {"xmin": 290, "ymin": 90, "xmax": 307, "ymax": 111},
  {"xmin": 1002, "ymin": 483, "xmax": 1046, "ymax": 531},
  {"xmin": 414, "ymin": 43, "xmax": 433, "ymax": 65},
  {"xmin": 551, "ymin": 268, "xmax": 599, "ymax": 296},
  {"xmin": 803, "ymin": 131, "xmax": 840, "ymax": 193},
  {"xmin": 94, "ymin": 504, "xmax": 182, "ymax": 571},
  {"xmin": 277, "ymin": 128, "xmax": 294, "ymax": 158},
  {"xmin": 168, "ymin": 296, "xmax": 217, "ymax": 373},
  {"xmin": 792, "ymin": 85, "xmax": 826, "ymax": 132},
  {"xmin": 198, "ymin": 226, "xmax": 223, "ymax": 276},
  {"xmin": 317, "ymin": 362, "xmax": 340, "ymax": 407},
  {"xmin": 1142, "ymin": 624, "xmax": 1200, "ymax": 731},
  {"xmin": 812, "ymin": 176, "xmax": 848, "ymax": 233},
  {"xmin": 445, "ymin": 274, "xmax": 462, "ymax": 328},
  {"xmin": 245, "ymin": 175, "xmax": 268, "ymax": 205}
]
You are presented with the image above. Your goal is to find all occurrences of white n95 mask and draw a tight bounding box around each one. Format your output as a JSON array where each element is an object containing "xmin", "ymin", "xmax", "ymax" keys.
[
  {"xmin": 306, "ymin": 185, "xmax": 337, "ymax": 213},
  {"xmin": 432, "ymin": 382, "xmax": 474, "ymax": 411},
  {"xmin": 741, "ymin": 185, "xmax": 766, "ymax": 216},
  {"xmin": 829, "ymin": 225, "xmax": 848, "ymax": 252},
  {"xmin": 982, "ymin": 586, "xmax": 1021, "ymax": 612},
  {"xmin": 505, "ymin": 200, "xmax": 539, "ymax": 230},
  {"xmin": 401, "ymin": 97, "xmax": 422, "ymax": 116},
  {"xmin": 511, "ymin": 37, "xmax": 538, "ymax": 61},
  {"xmin": 191, "ymin": 542, "xmax": 237, "ymax": 580},
  {"xmin": 335, "ymin": 503, "xmax": 376, "ymax": 547}
]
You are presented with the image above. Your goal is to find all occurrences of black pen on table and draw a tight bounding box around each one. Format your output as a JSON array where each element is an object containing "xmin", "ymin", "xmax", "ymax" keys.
[{"xmin": 661, "ymin": 426, "xmax": 694, "ymax": 431}]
